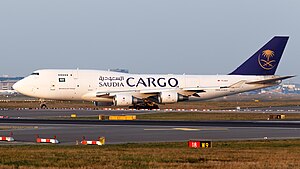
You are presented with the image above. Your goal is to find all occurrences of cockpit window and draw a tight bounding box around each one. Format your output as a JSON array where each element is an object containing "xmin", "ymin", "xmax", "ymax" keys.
[{"xmin": 31, "ymin": 73, "xmax": 39, "ymax": 75}]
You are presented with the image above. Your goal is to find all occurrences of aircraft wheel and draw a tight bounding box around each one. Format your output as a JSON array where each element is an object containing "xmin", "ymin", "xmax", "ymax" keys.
[
  {"xmin": 152, "ymin": 104, "xmax": 159, "ymax": 109},
  {"xmin": 40, "ymin": 104, "xmax": 48, "ymax": 109}
]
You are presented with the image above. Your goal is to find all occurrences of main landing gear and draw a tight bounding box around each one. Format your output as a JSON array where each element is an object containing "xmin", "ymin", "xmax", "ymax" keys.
[{"xmin": 129, "ymin": 101, "xmax": 160, "ymax": 110}]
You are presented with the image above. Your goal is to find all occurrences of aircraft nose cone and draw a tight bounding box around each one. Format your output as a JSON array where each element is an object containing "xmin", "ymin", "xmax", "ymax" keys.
[
  {"xmin": 12, "ymin": 79, "xmax": 26, "ymax": 94},
  {"xmin": 12, "ymin": 80, "xmax": 22, "ymax": 92},
  {"xmin": 12, "ymin": 82, "xmax": 19, "ymax": 91},
  {"xmin": 12, "ymin": 77, "xmax": 37, "ymax": 97}
]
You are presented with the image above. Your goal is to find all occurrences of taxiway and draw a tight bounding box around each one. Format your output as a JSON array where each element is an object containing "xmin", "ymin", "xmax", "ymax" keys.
[{"xmin": 0, "ymin": 109, "xmax": 299, "ymax": 145}]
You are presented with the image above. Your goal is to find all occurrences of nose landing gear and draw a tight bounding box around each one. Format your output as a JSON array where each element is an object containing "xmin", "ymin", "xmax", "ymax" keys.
[{"xmin": 39, "ymin": 100, "xmax": 48, "ymax": 109}]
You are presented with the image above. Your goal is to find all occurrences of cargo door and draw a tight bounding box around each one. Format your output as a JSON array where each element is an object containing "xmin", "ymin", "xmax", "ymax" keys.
[{"xmin": 72, "ymin": 70, "xmax": 79, "ymax": 96}]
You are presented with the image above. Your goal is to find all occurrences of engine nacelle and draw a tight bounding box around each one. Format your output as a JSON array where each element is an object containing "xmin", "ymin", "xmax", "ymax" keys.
[
  {"xmin": 113, "ymin": 94, "xmax": 143, "ymax": 106},
  {"xmin": 158, "ymin": 91, "xmax": 188, "ymax": 103}
]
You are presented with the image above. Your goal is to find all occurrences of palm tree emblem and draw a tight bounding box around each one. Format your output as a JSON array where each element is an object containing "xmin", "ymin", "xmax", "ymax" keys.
[{"xmin": 258, "ymin": 49, "xmax": 276, "ymax": 70}]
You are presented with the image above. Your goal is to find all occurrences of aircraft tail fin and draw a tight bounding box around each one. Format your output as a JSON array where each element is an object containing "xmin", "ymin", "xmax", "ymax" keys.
[{"xmin": 229, "ymin": 36, "xmax": 289, "ymax": 75}]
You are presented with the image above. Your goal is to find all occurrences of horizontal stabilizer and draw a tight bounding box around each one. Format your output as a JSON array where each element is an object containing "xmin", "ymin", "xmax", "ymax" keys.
[
  {"xmin": 246, "ymin": 75, "xmax": 295, "ymax": 84},
  {"xmin": 228, "ymin": 80, "xmax": 247, "ymax": 88}
]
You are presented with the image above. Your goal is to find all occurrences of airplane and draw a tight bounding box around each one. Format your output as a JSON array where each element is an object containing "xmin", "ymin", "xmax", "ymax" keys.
[
  {"xmin": 0, "ymin": 90, "xmax": 18, "ymax": 95},
  {"xmin": 13, "ymin": 36, "xmax": 294, "ymax": 109}
]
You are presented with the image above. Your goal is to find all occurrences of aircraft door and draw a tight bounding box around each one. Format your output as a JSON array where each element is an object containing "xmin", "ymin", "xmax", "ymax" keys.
[
  {"xmin": 72, "ymin": 70, "xmax": 78, "ymax": 79},
  {"xmin": 72, "ymin": 70, "xmax": 79, "ymax": 95}
]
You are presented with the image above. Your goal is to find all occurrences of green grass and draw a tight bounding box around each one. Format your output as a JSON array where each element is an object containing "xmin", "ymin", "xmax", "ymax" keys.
[
  {"xmin": 58, "ymin": 112, "xmax": 300, "ymax": 121},
  {"xmin": 0, "ymin": 140, "xmax": 299, "ymax": 168},
  {"xmin": 2, "ymin": 100, "xmax": 300, "ymax": 110},
  {"xmin": 137, "ymin": 112, "xmax": 300, "ymax": 121}
]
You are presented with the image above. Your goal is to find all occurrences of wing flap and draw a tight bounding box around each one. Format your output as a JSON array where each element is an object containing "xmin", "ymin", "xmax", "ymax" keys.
[{"xmin": 139, "ymin": 88, "xmax": 176, "ymax": 94}]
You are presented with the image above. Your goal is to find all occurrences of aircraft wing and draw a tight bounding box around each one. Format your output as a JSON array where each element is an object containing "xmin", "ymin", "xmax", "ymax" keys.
[
  {"xmin": 246, "ymin": 75, "xmax": 295, "ymax": 84},
  {"xmin": 93, "ymin": 75, "xmax": 294, "ymax": 99},
  {"xmin": 140, "ymin": 88, "xmax": 206, "ymax": 98},
  {"xmin": 93, "ymin": 75, "xmax": 293, "ymax": 99},
  {"xmin": 139, "ymin": 88, "xmax": 191, "ymax": 94},
  {"xmin": 140, "ymin": 87, "xmax": 220, "ymax": 98},
  {"xmin": 94, "ymin": 88, "xmax": 206, "ymax": 98},
  {"xmin": 95, "ymin": 85, "xmax": 229, "ymax": 96}
]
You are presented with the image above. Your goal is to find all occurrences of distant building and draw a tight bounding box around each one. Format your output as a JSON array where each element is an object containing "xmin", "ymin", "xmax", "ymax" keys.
[
  {"xmin": 0, "ymin": 77, "xmax": 23, "ymax": 90},
  {"xmin": 245, "ymin": 83, "xmax": 300, "ymax": 95},
  {"xmin": 282, "ymin": 84, "xmax": 296, "ymax": 90}
]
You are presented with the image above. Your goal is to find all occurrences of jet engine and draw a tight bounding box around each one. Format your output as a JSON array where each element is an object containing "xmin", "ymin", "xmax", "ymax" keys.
[
  {"xmin": 113, "ymin": 94, "xmax": 143, "ymax": 106},
  {"xmin": 158, "ymin": 91, "xmax": 188, "ymax": 103}
]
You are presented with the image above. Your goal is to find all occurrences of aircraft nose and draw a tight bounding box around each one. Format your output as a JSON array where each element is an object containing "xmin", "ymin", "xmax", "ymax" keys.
[
  {"xmin": 13, "ymin": 78, "xmax": 30, "ymax": 94},
  {"xmin": 12, "ymin": 77, "xmax": 37, "ymax": 97},
  {"xmin": 12, "ymin": 80, "xmax": 22, "ymax": 92}
]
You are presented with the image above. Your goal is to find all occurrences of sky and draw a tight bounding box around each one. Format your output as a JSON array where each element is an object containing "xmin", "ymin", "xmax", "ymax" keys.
[{"xmin": 0, "ymin": 0, "xmax": 299, "ymax": 82}]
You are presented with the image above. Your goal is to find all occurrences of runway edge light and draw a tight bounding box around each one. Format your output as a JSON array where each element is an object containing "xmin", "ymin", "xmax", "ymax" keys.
[{"xmin": 0, "ymin": 131, "xmax": 14, "ymax": 142}]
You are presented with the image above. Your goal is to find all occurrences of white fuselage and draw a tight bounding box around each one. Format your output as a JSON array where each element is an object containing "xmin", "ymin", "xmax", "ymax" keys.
[{"xmin": 13, "ymin": 69, "xmax": 277, "ymax": 103}]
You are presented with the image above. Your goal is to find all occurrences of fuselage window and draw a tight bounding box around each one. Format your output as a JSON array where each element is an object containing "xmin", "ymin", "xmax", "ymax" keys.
[
  {"xmin": 31, "ymin": 73, "xmax": 39, "ymax": 75},
  {"xmin": 59, "ymin": 78, "xmax": 66, "ymax": 82},
  {"xmin": 58, "ymin": 74, "xmax": 68, "ymax": 76}
]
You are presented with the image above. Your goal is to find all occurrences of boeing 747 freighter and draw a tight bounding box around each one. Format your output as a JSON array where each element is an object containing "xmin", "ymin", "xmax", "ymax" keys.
[{"xmin": 13, "ymin": 36, "xmax": 293, "ymax": 109}]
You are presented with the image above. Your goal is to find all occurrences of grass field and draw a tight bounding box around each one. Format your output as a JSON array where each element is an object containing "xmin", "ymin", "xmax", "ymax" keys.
[
  {"xmin": 0, "ymin": 140, "xmax": 299, "ymax": 169},
  {"xmin": 137, "ymin": 112, "xmax": 300, "ymax": 121},
  {"xmin": 63, "ymin": 112, "xmax": 300, "ymax": 121}
]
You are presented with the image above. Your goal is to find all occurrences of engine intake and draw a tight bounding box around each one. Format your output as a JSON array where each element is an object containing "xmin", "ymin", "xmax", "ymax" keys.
[
  {"xmin": 113, "ymin": 94, "xmax": 143, "ymax": 106},
  {"xmin": 158, "ymin": 91, "xmax": 188, "ymax": 103}
]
